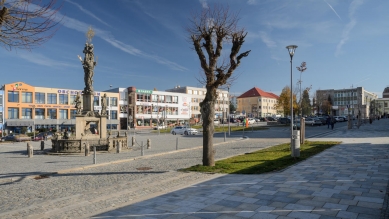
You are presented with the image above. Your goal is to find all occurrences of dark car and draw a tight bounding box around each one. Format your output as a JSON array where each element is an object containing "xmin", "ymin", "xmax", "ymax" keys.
[
  {"xmin": 266, "ymin": 117, "xmax": 276, "ymax": 121},
  {"xmin": 278, "ymin": 117, "xmax": 291, "ymax": 124},
  {"xmin": 1, "ymin": 135, "xmax": 16, "ymax": 141},
  {"xmin": 229, "ymin": 118, "xmax": 237, "ymax": 123}
]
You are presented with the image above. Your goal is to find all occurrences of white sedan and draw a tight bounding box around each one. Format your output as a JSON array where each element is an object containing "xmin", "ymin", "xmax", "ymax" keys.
[
  {"xmin": 170, "ymin": 126, "xmax": 198, "ymax": 135},
  {"xmin": 247, "ymin": 118, "xmax": 256, "ymax": 124}
]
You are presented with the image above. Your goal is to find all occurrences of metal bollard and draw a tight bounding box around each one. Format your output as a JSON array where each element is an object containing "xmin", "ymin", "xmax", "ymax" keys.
[
  {"xmin": 224, "ymin": 131, "xmax": 226, "ymax": 142},
  {"xmin": 85, "ymin": 142, "xmax": 90, "ymax": 156},
  {"xmin": 132, "ymin": 136, "xmax": 135, "ymax": 147},
  {"xmin": 176, "ymin": 137, "xmax": 178, "ymax": 150},
  {"xmin": 40, "ymin": 141, "xmax": 44, "ymax": 151},
  {"xmin": 141, "ymin": 141, "xmax": 144, "ymax": 156},
  {"xmin": 27, "ymin": 143, "xmax": 33, "ymax": 158},
  {"xmin": 93, "ymin": 146, "xmax": 96, "ymax": 164},
  {"xmin": 147, "ymin": 139, "xmax": 151, "ymax": 149},
  {"xmin": 116, "ymin": 140, "xmax": 121, "ymax": 153}
]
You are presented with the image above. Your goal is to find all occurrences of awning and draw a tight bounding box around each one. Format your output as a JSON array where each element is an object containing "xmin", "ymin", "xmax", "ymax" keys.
[{"xmin": 6, "ymin": 120, "xmax": 34, "ymax": 127}]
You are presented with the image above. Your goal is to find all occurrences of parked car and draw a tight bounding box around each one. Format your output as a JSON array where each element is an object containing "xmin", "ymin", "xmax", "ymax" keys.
[
  {"xmin": 334, "ymin": 116, "xmax": 344, "ymax": 122},
  {"xmin": 316, "ymin": 117, "xmax": 327, "ymax": 125},
  {"xmin": 153, "ymin": 125, "xmax": 167, "ymax": 130},
  {"xmin": 213, "ymin": 119, "xmax": 220, "ymax": 125},
  {"xmin": 340, "ymin": 116, "xmax": 348, "ymax": 121},
  {"xmin": 229, "ymin": 118, "xmax": 237, "ymax": 123},
  {"xmin": 293, "ymin": 120, "xmax": 301, "ymax": 130},
  {"xmin": 170, "ymin": 126, "xmax": 198, "ymax": 135},
  {"xmin": 266, "ymin": 117, "xmax": 276, "ymax": 121},
  {"xmin": 278, "ymin": 117, "xmax": 290, "ymax": 124},
  {"xmin": 1, "ymin": 135, "xmax": 16, "ymax": 142},
  {"xmin": 32, "ymin": 133, "xmax": 45, "ymax": 141},
  {"xmin": 305, "ymin": 118, "xmax": 317, "ymax": 126},
  {"xmin": 247, "ymin": 118, "xmax": 256, "ymax": 124}
]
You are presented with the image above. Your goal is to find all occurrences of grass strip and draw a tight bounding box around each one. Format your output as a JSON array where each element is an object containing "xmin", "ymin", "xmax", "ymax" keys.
[{"xmin": 182, "ymin": 141, "xmax": 341, "ymax": 174}]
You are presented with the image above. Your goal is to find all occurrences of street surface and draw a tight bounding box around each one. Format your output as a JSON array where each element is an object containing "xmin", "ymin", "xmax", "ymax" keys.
[{"xmin": 0, "ymin": 119, "xmax": 387, "ymax": 219}]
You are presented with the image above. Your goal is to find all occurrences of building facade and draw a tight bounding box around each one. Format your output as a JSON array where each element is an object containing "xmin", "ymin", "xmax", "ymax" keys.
[
  {"xmin": 2, "ymin": 82, "xmax": 119, "ymax": 134},
  {"xmin": 165, "ymin": 86, "xmax": 229, "ymax": 122},
  {"xmin": 236, "ymin": 87, "xmax": 279, "ymax": 118},
  {"xmin": 315, "ymin": 87, "xmax": 378, "ymax": 118}
]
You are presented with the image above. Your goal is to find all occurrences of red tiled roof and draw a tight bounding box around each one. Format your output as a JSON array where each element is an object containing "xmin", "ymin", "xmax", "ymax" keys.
[{"xmin": 237, "ymin": 87, "xmax": 279, "ymax": 99}]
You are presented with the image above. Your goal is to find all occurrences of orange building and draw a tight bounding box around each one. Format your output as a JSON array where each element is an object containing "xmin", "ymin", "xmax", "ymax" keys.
[{"xmin": 3, "ymin": 82, "xmax": 119, "ymax": 134}]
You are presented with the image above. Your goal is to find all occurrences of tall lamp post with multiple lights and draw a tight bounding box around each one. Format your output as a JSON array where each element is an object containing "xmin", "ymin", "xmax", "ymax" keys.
[{"xmin": 286, "ymin": 45, "xmax": 299, "ymax": 157}]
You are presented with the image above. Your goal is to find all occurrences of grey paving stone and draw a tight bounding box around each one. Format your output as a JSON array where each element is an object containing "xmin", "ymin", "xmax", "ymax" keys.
[
  {"xmin": 354, "ymin": 196, "xmax": 384, "ymax": 204},
  {"xmin": 322, "ymin": 203, "xmax": 349, "ymax": 211},
  {"xmin": 250, "ymin": 212, "xmax": 278, "ymax": 219},
  {"xmin": 347, "ymin": 205, "xmax": 381, "ymax": 216},
  {"xmin": 234, "ymin": 210, "xmax": 256, "ymax": 218},
  {"xmin": 336, "ymin": 210, "xmax": 358, "ymax": 219},
  {"xmin": 287, "ymin": 211, "xmax": 321, "ymax": 219}
]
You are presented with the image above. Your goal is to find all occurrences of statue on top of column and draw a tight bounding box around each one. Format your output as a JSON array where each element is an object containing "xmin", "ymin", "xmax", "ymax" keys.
[{"xmin": 78, "ymin": 26, "xmax": 97, "ymax": 94}]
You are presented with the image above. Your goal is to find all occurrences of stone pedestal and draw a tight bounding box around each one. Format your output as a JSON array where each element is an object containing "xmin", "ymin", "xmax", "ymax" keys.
[{"xmin": 83, "ymin": 93, "xmax": 94, "ymax": 112}]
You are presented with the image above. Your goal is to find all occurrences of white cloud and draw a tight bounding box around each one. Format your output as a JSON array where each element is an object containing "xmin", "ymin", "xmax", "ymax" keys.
[
  {"xmin": 17, "ymin": 52, "xmax": 77, "ymax": 68},
  {"xmin": 323, "ymin": 0, "xmax": 342, "ymax": 21},
  {"xmin": 335, "ymin": 0, "xmax": 364, "ymax": 57},
  {"xmin": 259, "ymin": 31, "xmax": 277, "ymax": 48},
  {"xmin": 247, "ymin": 0, "xmax": 257, "ymax": 5},
  {"xmin": 65, "ymin": 0, "xmax": 110, "ymax": 26},
  {"xmin": 199, "ymin": 0, "xmax": 208, "ymax": 9},
  {"xmin": 47, "ymin": 8, "xmax": 188, "ymax": 71}
]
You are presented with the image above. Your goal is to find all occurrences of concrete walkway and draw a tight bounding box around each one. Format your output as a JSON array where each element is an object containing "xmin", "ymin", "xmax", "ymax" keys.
[{"xmin": 94, "ymin": 119, "xmax": 389, "ymax": 219}]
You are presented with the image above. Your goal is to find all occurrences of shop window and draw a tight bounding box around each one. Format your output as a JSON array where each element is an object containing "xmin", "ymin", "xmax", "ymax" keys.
[
  {"xmin": 47, "ymin": 93, "xmax": 57, "ymax": 104},
  {"xmin": 8, "ymin": 108, "xmax": 19, "ymax": 119},
  {"xmin": 8, "ymin": 91, "xmax": 19, "ymax": 102}
]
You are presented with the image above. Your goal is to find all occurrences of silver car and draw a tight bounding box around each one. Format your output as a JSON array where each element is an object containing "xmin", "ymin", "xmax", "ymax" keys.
[{"xmin": 170, "ymin": 126, "xmax": 198, "ymax": 135}]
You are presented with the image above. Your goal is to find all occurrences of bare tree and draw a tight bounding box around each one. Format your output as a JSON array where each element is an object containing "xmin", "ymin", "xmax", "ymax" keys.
[
  {"xmin": 188, "ymin": 5, "xmax": 250, "ymax": 166},
  {"xmin": 0, "ymin": 0, "xmax": 61, "ymax": 50}
]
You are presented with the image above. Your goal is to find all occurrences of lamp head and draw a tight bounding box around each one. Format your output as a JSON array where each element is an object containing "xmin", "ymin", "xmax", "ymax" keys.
[{"xmin": 286, "ymin": 45, "xmax": 298, "ymax": 59}]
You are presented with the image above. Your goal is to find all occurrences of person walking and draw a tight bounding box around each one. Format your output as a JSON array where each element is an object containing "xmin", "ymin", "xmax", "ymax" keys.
[
  {"xmin": 326, "ymin": 116, "xmax": 331, "ymax": 129},
  {"xmin": 331, "ymin": 116, "xmax": 335, "ymax": 130}
]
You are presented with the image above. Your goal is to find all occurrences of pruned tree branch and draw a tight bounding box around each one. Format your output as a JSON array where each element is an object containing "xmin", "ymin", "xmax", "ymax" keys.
[{"xmin": 0, "ymin": 0, "xmax": 62, "ymax": 50}]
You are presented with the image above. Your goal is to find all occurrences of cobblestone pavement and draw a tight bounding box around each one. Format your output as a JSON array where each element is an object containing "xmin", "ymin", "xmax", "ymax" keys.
[{"xmin": 0, "ymin": 119, "xmax": 388, "ymax": 218}]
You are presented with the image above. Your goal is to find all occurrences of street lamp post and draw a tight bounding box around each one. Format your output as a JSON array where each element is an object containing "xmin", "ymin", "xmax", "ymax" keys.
[
  {"xmin": 32, "ymin": 106, "xmax": 35, "ymax": 140},
  {"xmin": 227, "ymin": 85, "xmax": 230, "ymax": 136},
  {"xmin": 286, "ymin": 45, "xmax": 299, "ymax": 157}
]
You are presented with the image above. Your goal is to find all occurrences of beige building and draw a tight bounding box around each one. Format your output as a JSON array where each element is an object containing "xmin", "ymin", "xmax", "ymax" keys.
[
  {"xmin": 165, "ymin": 86, "xmax": 229, "ymax": 122},
  {"xmin": 236, "ymin": 87, "xmax": 279, "ymax": 118}
]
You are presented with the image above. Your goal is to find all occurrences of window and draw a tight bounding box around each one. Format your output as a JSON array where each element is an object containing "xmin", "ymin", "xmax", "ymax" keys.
[
  {"xmin": 159, "ymin": 95, "xmax": 165, "ymax": 103},
  {"xmin": 47, "ymin": 109, "xmax": 57, "ymax": 119},
  {"xmin": 0, "ymin": 94, "xmax": 2, "ymax": 106},
  {"xmin": 165, "ymin": 96, "xmax": 172, "ymax": 103},
  {"xmin": 110, "ymin": 110, "xmax": 117, "ymax": 119},
  {"xmin": 70, "ymin": 109, "xmax": 77, "ymax": 119},
  {"xmin": 137, "ymin": 94, "xmax": 143, "ymax": 102},
  {"xmin": 385, "ymin": 102, "xmax": 388, "ymax": 107},
  {"xmin": 59, "ymin": 94, "xmax": 68, "ymax": 105},
  {"xmin": 188, "ymin": 90, "xmax": 192, "ymax": 94},
  {"xmin": 22, "ymin": 108, "xmax": 32, "ymax": 119},
  {"xmin": 144, "ymin": 94, "xmax": 150, "ymax": 102},
  {"xmin": 8, "ymin": 108, "xmax": 19, "ymax": 119},
  {"xmin": 120, "ymin": 91, "xmax": 127, "ymax": 100},
  {"xmin": 110, "ymin": 97, "xmax": 118, "ymax": 106},
  {"xmin": 35, "ymin": 108, "xmax": 45, "ymax": 119},
  {"xmin": 35, "ymin": 92, "xmax": 45, "ymax": 104},
  {"xmin": 59, "ymin": 109, "xmax": 68, "ymax": 119},
  {"xmin": 193, "ymin": 90, "xmax": 198, "ymax": 95},
  {"xmin": 21, "ymin": 92, "xmax": 33, "ymax": 103},
  {"xmin": 8, "ymin": 91, "xmax": 19, "ymax": 102},
  {"xmin": 47, "ymin": 93, "xmax": 57, "ymax": 104},
  {"xmin": 152, "ymin": 94, "xmax": 158, "ymax": 102},
  {"xmin": 94, "ymin": 96, "xmax": 99, "ymax": 106},
  {"xmin": 172, "ymin": 96, "xmax": 178, "ymax": 104},
  {"xmin": 70, "ymin": 95, "xmax": 77, "ymax": 105}
]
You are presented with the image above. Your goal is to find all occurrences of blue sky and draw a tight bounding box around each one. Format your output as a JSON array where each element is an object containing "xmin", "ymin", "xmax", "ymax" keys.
[{"xmin": 1, "ymin": 0, "xmax": 388, "ymax": 98}]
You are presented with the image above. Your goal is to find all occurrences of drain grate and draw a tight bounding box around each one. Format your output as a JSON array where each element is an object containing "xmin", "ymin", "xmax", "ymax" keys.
[
  {"xmin": 34, "ymin": 175, "xmax": 50, "ymax": 180},
  {"xmin": 136, "ymin": 167, "xmax": 152, "ymax": 171}
]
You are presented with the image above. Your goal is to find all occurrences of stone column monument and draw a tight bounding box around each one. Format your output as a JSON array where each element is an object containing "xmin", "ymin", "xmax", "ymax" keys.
[{"xmin": 75, "ymin": 26, "xmax": 107, "ymax": 140}]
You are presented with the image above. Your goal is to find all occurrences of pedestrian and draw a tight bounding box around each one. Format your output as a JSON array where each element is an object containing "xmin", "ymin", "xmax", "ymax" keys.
[
  {"xmin": 326, "ymin": 116, "xmax": 331, "ymax": 129},
  {"xmin": 331, "ymin": 116, "xmax": 335, "ymax": 130},
  {"xmin": 243, "ymin": 118, "xmax": 246, "ymax": 127}
]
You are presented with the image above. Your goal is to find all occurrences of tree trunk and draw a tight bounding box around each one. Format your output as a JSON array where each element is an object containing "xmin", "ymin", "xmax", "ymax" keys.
[{"xmin": 201, "ymin": 88, "xmax": 216, "ymax": 166}]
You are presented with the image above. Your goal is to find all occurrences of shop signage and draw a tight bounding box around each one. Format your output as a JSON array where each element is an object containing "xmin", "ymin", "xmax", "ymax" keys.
[{"xmin": 136, "ymin": 89, "xmax": 152, "ymax": 94}]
